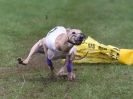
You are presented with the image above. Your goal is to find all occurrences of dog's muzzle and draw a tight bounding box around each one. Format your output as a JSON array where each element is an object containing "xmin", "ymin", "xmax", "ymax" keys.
[
  {"xmin": 74, "ymin": 34, "xmax": 86, "ymax": 45},
  {"xmin": 68, "ymin": 33, "xmax": 86, "ymax": 45}
]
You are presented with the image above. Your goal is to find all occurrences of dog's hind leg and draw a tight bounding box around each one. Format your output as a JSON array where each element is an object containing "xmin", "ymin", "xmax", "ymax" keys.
[{"xmin": 17, "ymin": 39, "xmax": 44, "ymax": 65}]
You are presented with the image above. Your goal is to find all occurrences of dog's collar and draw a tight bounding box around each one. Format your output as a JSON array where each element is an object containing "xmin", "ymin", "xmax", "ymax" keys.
[
  {"xmin": 67, "ymin": 40, "xmax": 76, "ymax": 45},
  {"xmin": 67, "ymin": 34, "xmax": 76, "ymax": 45},
  {"xmin": 67, "ymin": 36, "xmax": 81, "ymax": 45}
]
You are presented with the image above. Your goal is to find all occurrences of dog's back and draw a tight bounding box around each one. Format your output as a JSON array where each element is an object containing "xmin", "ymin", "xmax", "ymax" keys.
[{"xmin": 45, "ymin": 26, "xmax": 67, "ymax": 51}]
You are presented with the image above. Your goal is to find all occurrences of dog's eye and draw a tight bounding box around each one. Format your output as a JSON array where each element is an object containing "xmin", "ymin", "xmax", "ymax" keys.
[{"xmin": 72, "ymin": 32, "xmax": 75, "ymax": 34}]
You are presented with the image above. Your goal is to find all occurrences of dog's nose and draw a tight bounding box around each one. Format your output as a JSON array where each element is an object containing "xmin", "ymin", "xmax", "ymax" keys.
[{"xmin": 79, "ymin": 34, "xmax": 86, "ymax": 41}]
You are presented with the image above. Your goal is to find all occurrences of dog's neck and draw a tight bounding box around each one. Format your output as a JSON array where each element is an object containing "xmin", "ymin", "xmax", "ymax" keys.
[
  {"xmin": 66, "ymin": 29, "xmax": 75, "ymax": 45},
  {"xmin": 60, "ymin": 29, "xmax": 76, "ymax": 52},
  {"xmin": 55, "ymin": 33, "xmax": 74, "ymax": 52},
  {"xmin": 60, "ymin": 35, "xmax": 74, "ymax": 52},
  {"xmin": 59, "ymin": 42, "xmax": 73, "ymax": 52}
]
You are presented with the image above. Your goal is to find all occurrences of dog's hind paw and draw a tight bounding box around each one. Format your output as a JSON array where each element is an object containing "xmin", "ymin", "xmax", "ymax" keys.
[{"xmin": 17, "ymin": 57, "xmax": 27, "ymax": 65}]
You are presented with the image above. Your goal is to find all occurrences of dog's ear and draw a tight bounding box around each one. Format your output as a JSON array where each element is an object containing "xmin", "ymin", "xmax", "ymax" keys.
[{"xmin": 66, "ymin": 28, "xmax": 71, "ymax": 33}]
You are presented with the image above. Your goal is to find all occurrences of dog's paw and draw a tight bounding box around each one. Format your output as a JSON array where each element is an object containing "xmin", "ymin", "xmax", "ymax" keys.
[
  {"xmin": 57, "ymin": 73, "xmax": 68, "ymax": 79},
  {"xmin": 17, "ymin": 57, "xmax": 26, "ymax": 65},
  {"xmin": 68, "ymin": 72, "xmax": 76, "ymax": 81}
]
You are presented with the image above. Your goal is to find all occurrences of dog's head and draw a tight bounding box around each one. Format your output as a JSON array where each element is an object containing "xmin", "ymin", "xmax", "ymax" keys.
[{"xmin": 67, "ymin": 28, "xmax": 86, "ymax": 45}]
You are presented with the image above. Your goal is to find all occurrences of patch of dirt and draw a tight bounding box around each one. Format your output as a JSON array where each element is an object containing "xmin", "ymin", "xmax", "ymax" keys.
[
  {"xmin": 18, "ymin": 53, "xmax": 63, "ymax": 69},
  {"xmin": 0, "ymin": 53, "xmax": 63, "ymax": 77}
]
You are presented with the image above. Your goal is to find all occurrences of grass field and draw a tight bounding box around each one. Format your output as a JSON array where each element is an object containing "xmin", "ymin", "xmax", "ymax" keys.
[{"xmin": 0, "ymin": 0, "xmax": 133, "ymax": 99}]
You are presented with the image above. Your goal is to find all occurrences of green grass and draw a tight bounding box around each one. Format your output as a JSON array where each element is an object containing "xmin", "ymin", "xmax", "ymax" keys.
[{"xmin": 0, "ymin": 0, "xmax": 133, "ymax": 99}]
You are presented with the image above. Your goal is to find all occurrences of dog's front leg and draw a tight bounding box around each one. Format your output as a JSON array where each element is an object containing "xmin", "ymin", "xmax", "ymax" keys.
[
  {"xmin": 57, "ymin": 52, "xmax": 76, "ymax": 80},
  {"xmin": 46, "ymin": 57, "xmax": 54, "ymax": 72},
  {"xmin": 66, "ymin": 53, "xmax": 76, "ymax": 80},
  {"xmin": 43, "ymin": 42, "xmax": 55, "ymax": 73}
]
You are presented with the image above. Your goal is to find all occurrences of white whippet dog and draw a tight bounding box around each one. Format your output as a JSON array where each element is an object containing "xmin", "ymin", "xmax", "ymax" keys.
[{"xmin": 17, "ymin": 26, "xmax": 85, "ymax": 80}]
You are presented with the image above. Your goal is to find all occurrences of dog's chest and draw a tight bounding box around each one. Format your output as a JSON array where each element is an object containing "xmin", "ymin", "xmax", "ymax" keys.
[{"xmin": 47, "ymin": 49, "xmax": 68, "ymax": 60}]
